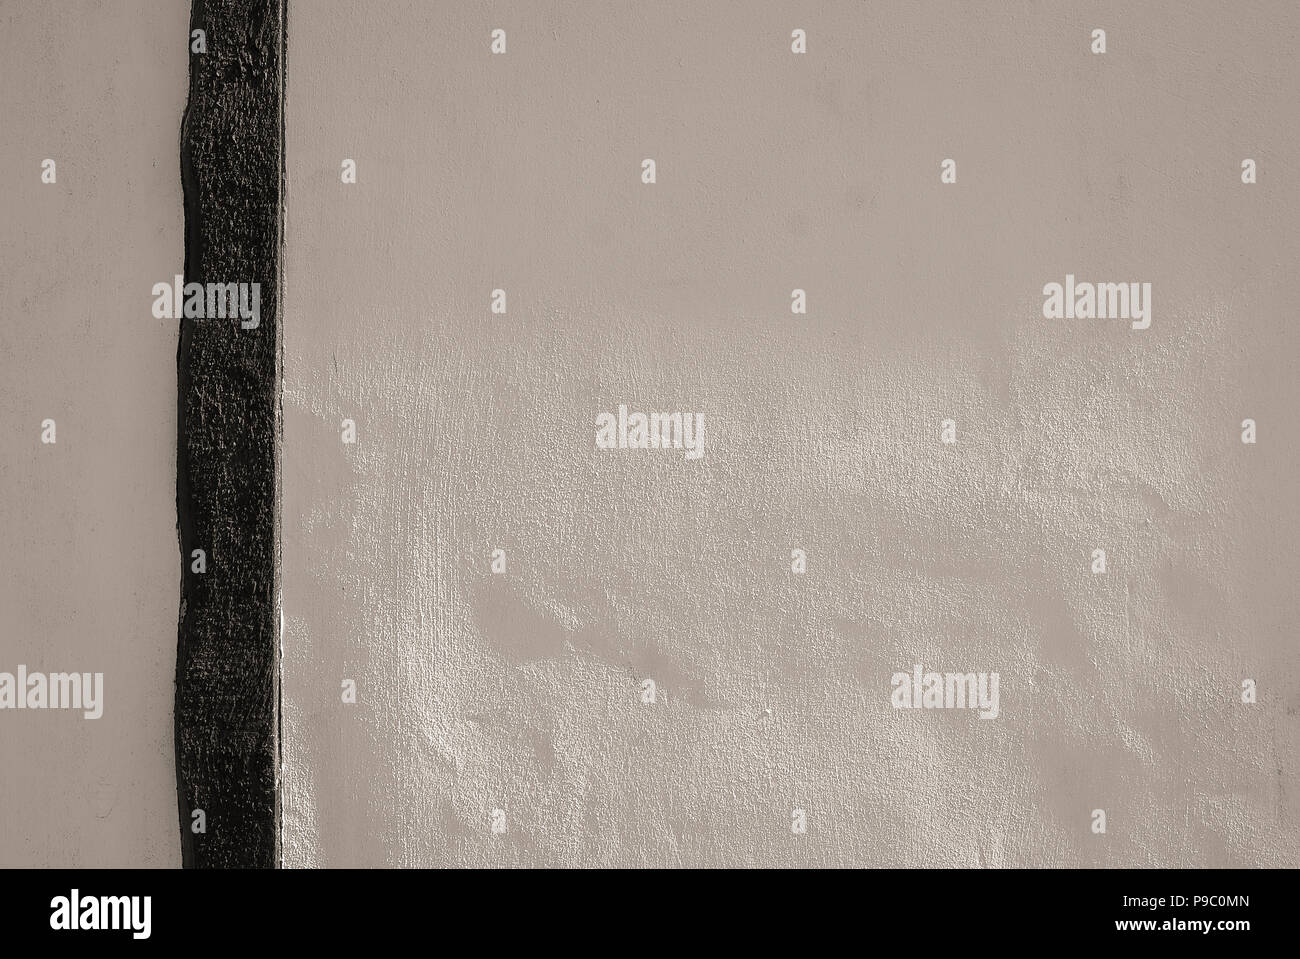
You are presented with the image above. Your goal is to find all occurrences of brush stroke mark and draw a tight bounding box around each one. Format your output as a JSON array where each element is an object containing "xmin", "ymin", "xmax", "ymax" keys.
[{"xmin": 176, "ymin": 0, "xmax": 284, "ymax": 868}]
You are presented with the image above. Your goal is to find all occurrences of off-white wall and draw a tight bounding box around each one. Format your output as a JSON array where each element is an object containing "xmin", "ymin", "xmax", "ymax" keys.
[
  {"xmin": 282, "ymin": 1, "xmax": 1300, "ymax": 866},
  {"xmin": 0, "ymin": 0, "xmax": 187, "ymax": 868},
  {"xmin": 1, "ymin": 0, "xmax": 1294, "ymax": 870}
]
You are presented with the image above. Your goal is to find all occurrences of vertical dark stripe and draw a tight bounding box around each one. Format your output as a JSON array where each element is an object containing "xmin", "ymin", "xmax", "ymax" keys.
[{"xmin": 176, "ymin": 0, "xmax": 284, "ymax": 869}]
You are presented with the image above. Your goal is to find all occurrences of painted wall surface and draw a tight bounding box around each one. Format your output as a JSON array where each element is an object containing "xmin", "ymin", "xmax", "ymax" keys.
[
  {"xmin": 275, "ymin": 0, "xmax": 1300, "ymax": 867},
  {"xmin": 0, "ymin": 0, "xmax": 187, "ymax": 867}
]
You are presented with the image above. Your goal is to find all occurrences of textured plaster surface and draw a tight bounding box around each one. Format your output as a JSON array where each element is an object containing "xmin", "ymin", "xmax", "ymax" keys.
[
  {"xmin": 282, "ymin": 1, "xmax": 1300, "ymax": 866},
  {"xmin": 0, "ymin": 0, "xmax": 187, "ymax": 867}
]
